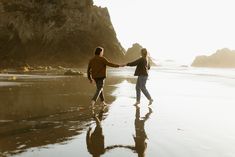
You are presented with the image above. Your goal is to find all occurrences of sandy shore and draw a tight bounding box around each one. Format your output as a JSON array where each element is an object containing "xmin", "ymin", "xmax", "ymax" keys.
[{"xmin": 0, "ymin": 67, "xmax": 235, "ymax": 157}]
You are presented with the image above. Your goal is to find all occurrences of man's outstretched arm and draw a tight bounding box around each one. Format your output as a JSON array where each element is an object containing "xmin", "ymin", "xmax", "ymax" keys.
[
  {"xmin": 103, "ymin": 57, "xmax": 120, "ymax": 67},
  {"xmin": 126, "ymin": 58, "xmax": 142, "ymax": 66}
]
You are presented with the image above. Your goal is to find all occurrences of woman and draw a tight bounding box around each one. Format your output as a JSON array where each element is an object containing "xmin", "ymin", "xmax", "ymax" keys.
[{"xmin": 126, "ymin": 48, "xmax": 153, "ymax": 105}]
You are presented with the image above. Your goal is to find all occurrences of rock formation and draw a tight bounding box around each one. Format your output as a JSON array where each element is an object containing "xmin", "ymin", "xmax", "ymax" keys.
[
  {"xmin": 124, "ymin": 43, "xmax": 156, "ymax": 66},
  {"xmin": 192, "ymin": 48, "xmax": 235, "ymax": 68},
  {"xmin": 0, "ymin": 0, "xmax": 125, "ymax": 68}
]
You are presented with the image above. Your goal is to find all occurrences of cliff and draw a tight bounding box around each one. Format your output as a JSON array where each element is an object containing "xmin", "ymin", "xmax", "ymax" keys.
[
  {"xmin": 125, "ymin": 43, "xmax": 156, "ymax": 66},
  {"xmin": 0, "ymin": 0, "xmax": 125, "ymax": 68},
  {"xmin": 191, "ymin": 48, "xmax": 235, "ymax": 68}
]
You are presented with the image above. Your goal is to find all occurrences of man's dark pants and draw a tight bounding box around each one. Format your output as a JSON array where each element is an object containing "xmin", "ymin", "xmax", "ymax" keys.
[{"xmin": 92, "ymin": 78, "xmax": 105, "ymax": 102}]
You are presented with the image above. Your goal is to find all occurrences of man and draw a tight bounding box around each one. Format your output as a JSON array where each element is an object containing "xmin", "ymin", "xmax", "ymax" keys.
[{"xmin": 87, "ymin": 46, "xmax": 122, "ymax": 106}]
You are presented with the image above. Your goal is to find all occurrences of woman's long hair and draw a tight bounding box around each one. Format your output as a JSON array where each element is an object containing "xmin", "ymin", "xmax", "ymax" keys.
[
  {"xmin": 141, "ymin": 48, "xmax": 149, "ymax": 64},
  {"xmin": 141, "ymin": 48, "xmax": 148, "ymax": 58}
]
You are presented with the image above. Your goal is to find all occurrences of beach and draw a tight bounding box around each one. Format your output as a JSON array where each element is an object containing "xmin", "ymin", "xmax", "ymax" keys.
[{"xmin": 0, "ymin": 67, "xmax": 235, "ymax": 157}]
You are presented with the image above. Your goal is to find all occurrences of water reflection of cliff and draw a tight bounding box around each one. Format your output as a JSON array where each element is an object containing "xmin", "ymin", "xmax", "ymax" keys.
[{"xmin": 0, "ymin": 76, "xmax": 121, "ymax": 156}]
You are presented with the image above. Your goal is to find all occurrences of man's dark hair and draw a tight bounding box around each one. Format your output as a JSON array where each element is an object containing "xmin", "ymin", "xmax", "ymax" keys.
[{"xmin": 95, "ymin": 47, "xmax": 104, "ymax": 55}]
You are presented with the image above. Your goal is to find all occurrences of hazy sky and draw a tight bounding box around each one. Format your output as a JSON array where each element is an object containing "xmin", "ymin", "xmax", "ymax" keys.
[{"xmin": 94, "ymin": 0, "xmax": 235, "ymax": 64}]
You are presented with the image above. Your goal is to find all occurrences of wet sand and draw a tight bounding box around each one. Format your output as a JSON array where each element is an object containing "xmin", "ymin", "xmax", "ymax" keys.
[
  {"xmin": 1, "ymin": 68, "xmax": 235, "ymax": 157},
  {"xmin": 0, "ymin": 71, "xmax": 123, "ymax": 156}
]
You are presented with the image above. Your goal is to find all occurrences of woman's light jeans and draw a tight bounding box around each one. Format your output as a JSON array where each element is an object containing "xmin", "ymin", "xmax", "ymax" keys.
[{"xmin": 136, "ymin": 76, "xmax": 152, "ymax": 102}]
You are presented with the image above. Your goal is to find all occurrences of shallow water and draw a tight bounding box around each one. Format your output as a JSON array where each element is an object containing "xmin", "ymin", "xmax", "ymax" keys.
[{"xmin": 0, "ymin": 67, "xmax": 235, "ymax": 157}]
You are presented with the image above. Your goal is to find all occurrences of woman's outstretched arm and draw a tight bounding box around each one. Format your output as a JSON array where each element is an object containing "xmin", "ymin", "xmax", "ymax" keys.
[{"xmin": 126, "ymin": 58, "xmax": 142, "ymax": 66}]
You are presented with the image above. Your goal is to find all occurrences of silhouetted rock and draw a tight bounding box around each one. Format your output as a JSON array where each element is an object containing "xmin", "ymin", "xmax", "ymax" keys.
[
  {"xmin": 192, "ymin": 48, "xmax": 235, "ymax": 68},
  {"xmin": 180, "ymin": 65, "xmax": 188, "ymax": 68},
  {"xmin": 125, "ymin": 43, "xmax": 156, "ymax": 66},
  {"xmin": 165, "ymin": 59, "xmax": 174, "ymax": 62},
  {"xmin": 0, "ymin": 0, "xmax": 125, "ymax": 68}
]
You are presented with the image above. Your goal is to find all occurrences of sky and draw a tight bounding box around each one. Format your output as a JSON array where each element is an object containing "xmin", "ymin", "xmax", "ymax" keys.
[{"xmin": 93, "ymin": 0, "xmax": 235, "ymax": 64}]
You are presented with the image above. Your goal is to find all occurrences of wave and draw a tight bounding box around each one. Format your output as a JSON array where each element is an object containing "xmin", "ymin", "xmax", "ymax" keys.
[{"xmin": 153, "ymin": 67, "xmax": 235, "ymax": 80}]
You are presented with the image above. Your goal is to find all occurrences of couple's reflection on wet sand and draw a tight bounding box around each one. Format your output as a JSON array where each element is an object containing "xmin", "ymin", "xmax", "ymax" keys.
[
  {"xmin": 133, "ymin": 106, "xmax": 152, "ymax": 157},
  {"xmin": 86, "ymin": 105, "xmax": 152, "ymax": 157},
  {"xmin": 86, "ymin": 106, "xmax": 106, "ymax": 157}
]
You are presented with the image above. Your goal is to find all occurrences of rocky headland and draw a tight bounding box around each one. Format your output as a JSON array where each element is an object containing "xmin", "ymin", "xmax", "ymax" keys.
[{"xmin": 0, "ymin": 0, "xmax": 125, "ymax": 70}]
